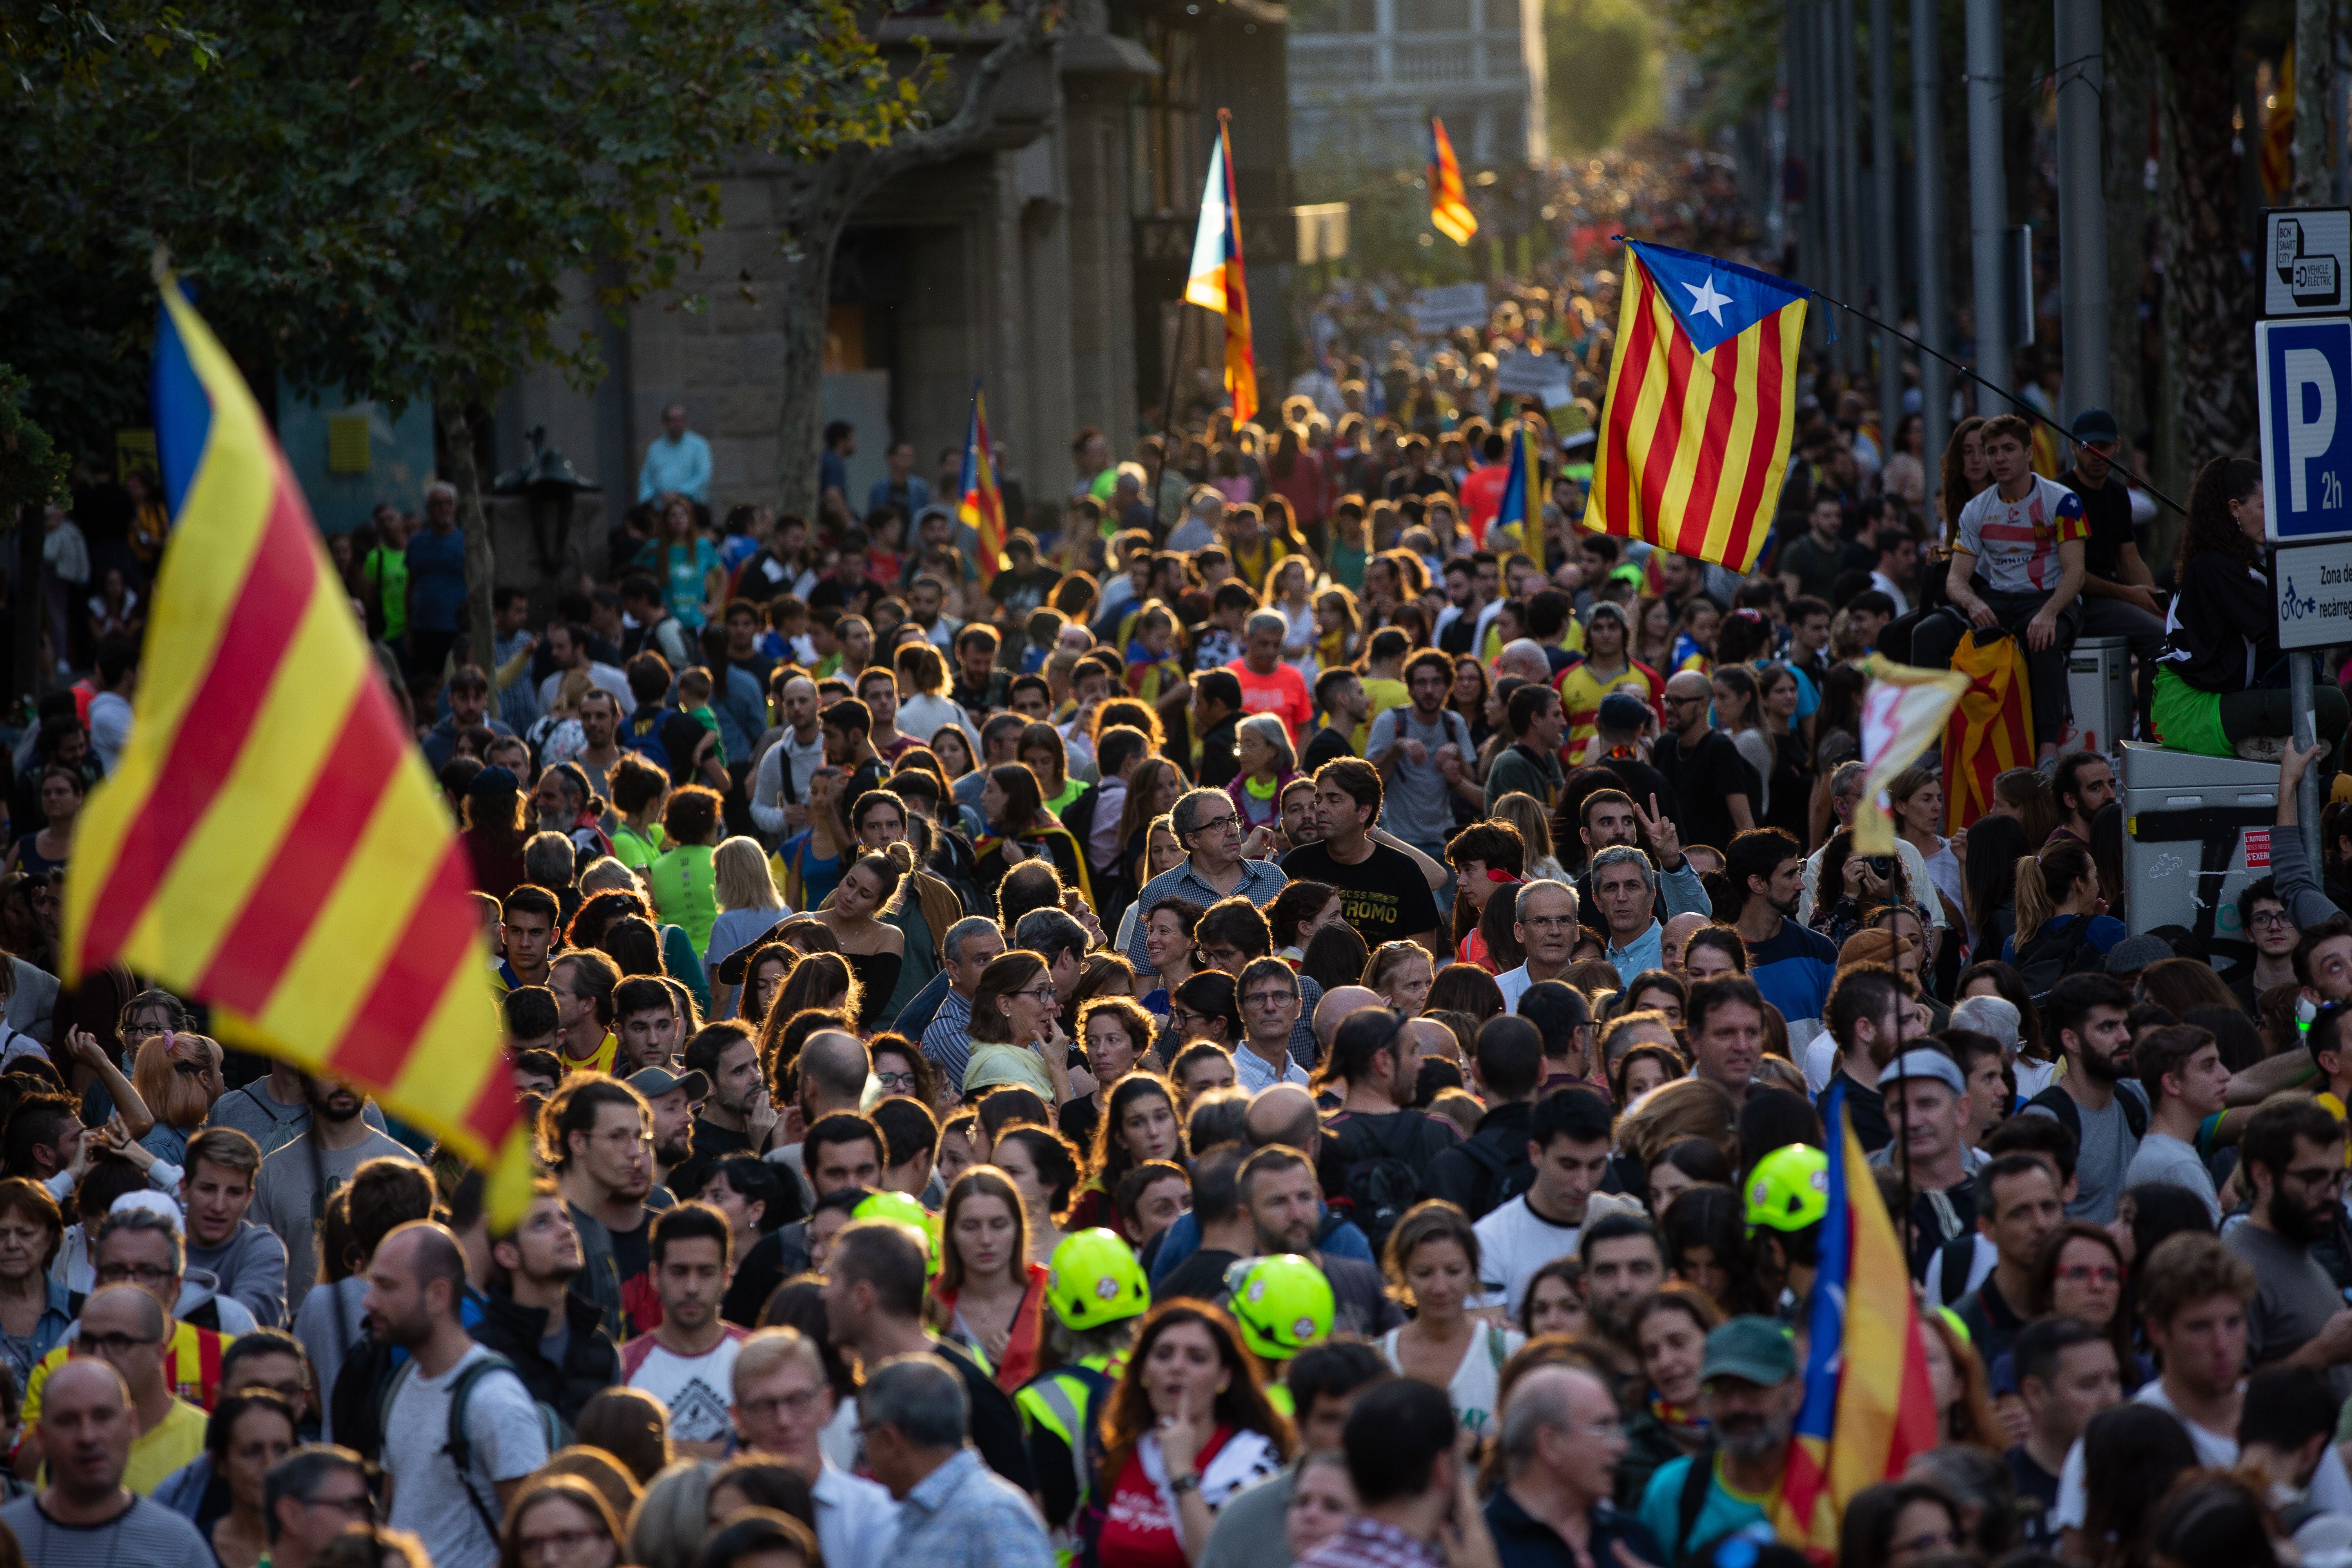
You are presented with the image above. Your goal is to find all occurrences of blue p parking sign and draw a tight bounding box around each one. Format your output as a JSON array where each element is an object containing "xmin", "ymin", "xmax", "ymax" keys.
[{"xmin": 2260, "ymin": 316, "xmax": 2352, "ymax": 543}]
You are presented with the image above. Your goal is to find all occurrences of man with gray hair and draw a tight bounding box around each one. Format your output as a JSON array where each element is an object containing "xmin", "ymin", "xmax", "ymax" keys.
[
  {"xmin": 1590, "ymin": 845, "xmax": 1670, "ymax": 982},
  {"xmin": 1485, "ymin": 1363, "xmax": 1660, "ymax": 1568},
  {"xmin": 521, "ymin": 832, "xmax": 577, "ymax": 898},
  {"xmin": 862, "ymin": 1353, "xmax": 1053, "ymax": 1568},
  {"xmin": 1168, "ymin": 490, "xmax": 1223, "ymax": 554},
  {"xmin": 919, "ymin": 915, "xmax": 1009, "ymax": 1080},
  {"xmin": 1228, "ymin": 610, "xmax": 1314, "ymax": 745},
  {"xmin": 1125, "ymin": 787, "xmax": 1287, "ymax": 979},
  {"xmin": 1497, "ymin": 880, "xmax": 1582, "ymax": 1012}
]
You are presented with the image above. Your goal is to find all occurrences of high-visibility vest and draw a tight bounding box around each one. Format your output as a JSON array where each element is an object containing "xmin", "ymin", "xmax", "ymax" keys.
[{"xmin": 1015, "ymin": 1350, "xmax": 1129, "ymax": 1564}]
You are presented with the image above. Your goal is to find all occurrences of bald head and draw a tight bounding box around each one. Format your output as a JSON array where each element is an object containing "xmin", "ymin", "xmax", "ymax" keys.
[
  {"xmin": 1660, "ymin": 912, "xmax": 1708, "ymax": 972},
  {"xmin": 1407, "ymin": 1017, "xmax": 1457, "ymax": 1064},
  {"xmin": 1314, "ymin": 986, "xmax": 1382, "ymax": 1049},
  {"xmin": 40, "ymin": 1357, "xmax": 134, "ymax": 1501},
  {"xmin": 1245, "ymin": 1084, "xmax": 1319, "ymax": 1151},
  {"xmin": 1665, "ymin": 670, "xmax": 1711, "ymax": 703},
  {"xmin": 1499, "ymin": 1362, "xmax": 1617, "ymax": 1480},
  {"xmin": 82, "ymin": 1281, "xmax": 165, "ymax": 1341},
  {"xmin": 1497, "ymin": 640, "xmax": 1551, "ymax": 684},
  {"xmin": 45, "ymin": 1356, "xmax": 131, "ymax": 1412},
  {"xmin": 801, "ymin": 1030, "xmax": 872, "ymax": 1108}
]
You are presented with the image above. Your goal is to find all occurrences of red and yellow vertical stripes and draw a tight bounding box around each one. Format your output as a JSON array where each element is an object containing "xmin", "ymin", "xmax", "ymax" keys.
[
  {"xmin": 1428, "ymin": 116, "xmax": 1478, "ymax": 246},
  {"xmin": 1942, "ymin": 630, "xmax": 2034, "ymax": 836},
  {"xmin": 65, "ymin": 276, "xmax": 532, "ymax": 1220},
  {"xmin": 1590, "ymin": 251, "xmax": 1802, "ymax": 574}
]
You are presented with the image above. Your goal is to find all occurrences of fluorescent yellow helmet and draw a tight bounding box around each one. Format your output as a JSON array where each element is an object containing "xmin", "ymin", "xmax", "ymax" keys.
[
  {"xmin": 1045, "ymin": 1228, "xmax": 1150, "ymax": 1331},
  {"xmin": 1225, "ymin": 1254, "xmax": 1334, "ymax": 1361},
  {"xmin": 1744, "ymin": 1143, "xmax": 1829, "ymax": 1234},
  {"xmin": 854, "ymin": 1190, "xmax": 940, "ymax": 1271}
]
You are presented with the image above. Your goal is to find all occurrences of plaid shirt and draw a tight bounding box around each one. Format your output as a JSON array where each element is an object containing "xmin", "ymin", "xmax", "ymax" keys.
[
  {"xmin": 921, "ymin": 989, "xmax": 976, "ymax": 1083},
  {"xmin": 1123, "ymin": 858, "xmax": 1289, "ymax": 976},
  {"xmin": 1298, "ymin": 1517, "xmax": 1448, "ymax": 1568},
  {"xmin": 893, "ymin": 1448, "xmax": 1056, "ymax": 1568}
]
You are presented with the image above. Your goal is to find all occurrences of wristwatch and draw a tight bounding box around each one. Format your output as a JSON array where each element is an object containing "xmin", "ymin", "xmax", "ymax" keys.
[{"xmin": 1169, "ymin": 1473, "xmax": 1200, "ymax": 1496}]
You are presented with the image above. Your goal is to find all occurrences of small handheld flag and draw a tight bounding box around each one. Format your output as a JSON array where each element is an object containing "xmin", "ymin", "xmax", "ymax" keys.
[
  {"xmin": 1184, "ymin": 110, "xmax": 1258, "ymax": 426},
  {"xmin": 958, "ymin": 382, "xmax": 1007, "ymax": 581},
  {"xmin": 1589, "ymin": 239, "xmax": 1808, "ymax": 573},
  {"xmin": 65, "ymin": 271, "xmax": 533, "ymax": 1224},
  {"xmin": 1772, "ymin": 1083, "xmax": 1940, "ymax": 1555},
  {"xmin": 1428, "ymin": 116, "xmax": 1478, "ymax": 246},
  {"xmin": 1851, "ymin": 655, "xmax": 1969, "ymax": 855},
  {"xmin": 1490, "ymin": 419, "xmax": 1542, "ymax": 552}
]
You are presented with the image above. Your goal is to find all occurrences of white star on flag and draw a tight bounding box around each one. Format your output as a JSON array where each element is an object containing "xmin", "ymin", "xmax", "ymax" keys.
[{"xmin": 1683, "ymin": 274, "xmax": 1733, "ymax": 326}]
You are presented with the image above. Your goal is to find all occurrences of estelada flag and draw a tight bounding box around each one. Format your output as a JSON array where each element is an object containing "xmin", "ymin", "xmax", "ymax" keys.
[
  {"xmin": 1184, "ymin": 110, "xmax": 1257, "ymax": 426},
  {"xmin": 1942, "ymin": 629, "xmax": 2034, "ymax": 836},
  {"xmin": 958, "ymin": 381, "xmax": 1007, "ymax": 581},
  {"xmin": 1851, "ymin": 655, "xmax": 1969, "ymax": 856},
  {"xmin": 1589, "ymin": 239, "xmax": 1806, "ymax": 573},
  {"xmin": 1772, "ymin": 1081, "xmax": 1940, "ymax": 1558},
  {"xmin": 64, "ymin": 272, "xmax": 533, "ymax": 1223},
  {"xmin": 1489, "ymin": 418, "xmax": 1541, "ymax": 553},
  {"xmin": 1427, "ymin": 116, "xmax": 1477, "ymax": 246}
]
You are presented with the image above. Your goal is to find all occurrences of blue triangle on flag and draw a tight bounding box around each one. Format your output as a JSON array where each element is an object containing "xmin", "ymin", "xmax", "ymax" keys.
[{"xmin": 1630, "ymin": 240, "xmax": 1808, "ymax": 355}]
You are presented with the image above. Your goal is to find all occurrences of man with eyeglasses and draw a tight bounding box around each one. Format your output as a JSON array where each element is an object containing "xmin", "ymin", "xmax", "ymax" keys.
[
  {"xmin": 1484, "ymin": 1362, "xmax": 1660, "ymax": 1568},
  {"xmin": 1494, "ymin": 880, "xmax": 1581, "ymax": 1014},
  {"xmin": 731, "ymin": 1327, "xmax": 897, "ymax": 1568},
  {"xmin": 258, "ymin": 1447, "xmax": 377, "ymax": 1568},
  {"xmin": 25, "ymin": 1285, "xmax": 207, "ymax": 1495},
  {"xmin": 2224, "ymin": 877, "xmax": 2301, "ymax": 1013},
  {"xmin": 1124, "ymin": 788, "xmax": 1287, "ymax": 980},
  {"xmin": 1234, "ymin": 959, "xmax": 1310, "ymax": 1093},
  {"xmin": 1650, "ymin": 670, "xmax": 1754, "ymax": 858},
  {"xmin": 0, "ymin": 1359, "xmax": 212, "ymax": 1566},
  {"xmin": 2227, "ymin": 1096, "xmax": 2352, "ymax": 1401}
]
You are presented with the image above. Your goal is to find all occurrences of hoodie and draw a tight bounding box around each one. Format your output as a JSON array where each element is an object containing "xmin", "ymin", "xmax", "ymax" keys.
[
  {"xmin": 173, "ymin": 1266, "xmax": 258, "ymax": 1336},
  {"xmin": 471, "ymin": 1286, "xmax": 621, "ymax": 1428},
  {"xmin": 187, "ymin": 1219, "xmax": 290, "ymax": 1328}
]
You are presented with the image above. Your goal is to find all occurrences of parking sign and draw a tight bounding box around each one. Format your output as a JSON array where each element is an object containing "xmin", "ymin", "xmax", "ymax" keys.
[{"xmin": 2259, "ymin": 316, "xmax": 2352, "ymax": 543}]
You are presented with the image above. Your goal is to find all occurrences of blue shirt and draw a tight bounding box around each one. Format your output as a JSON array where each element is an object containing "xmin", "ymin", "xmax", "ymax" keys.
[
  {"xmin": 820, "ymin": 449, "xmax": 850, "ymax": 505},
  {"xmin": 660, "ymin": 538, "xmax": 721, "ymax": 629},
  {"xmin": 1746, "ymin": 917, "xmax": 1841, "ymax": 1031},
  {"xmin": 404, "ymin": 526, "xmax": 469, "ymax": 633},
  {"xmin": 1637, "ymin": 1454, "xmax": 1771, "ymax": 1564},
  {"xmin": 1123, "ymin": 858, "xmax": 1290, "ymax": 976},
  {"xmin": 890, "ymin": 1448, "xmax": 1055, "ymax": 1568},
  {"xmin": 868, "ymin": 476, "xmax": 933, "ymax": 518},
  {"xmin": 638, "ymin": 430, "xmax": 713, "ymax": 503},
  {"xmin": 1604, "ymin": 918, "xmax": 1665, "ymax": 983}
]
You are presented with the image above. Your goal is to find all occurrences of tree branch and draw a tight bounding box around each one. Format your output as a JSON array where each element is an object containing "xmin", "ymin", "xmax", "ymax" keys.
[{"xmin": 865, "ymin": 0, "xmax": 1056, "ymax": 187}]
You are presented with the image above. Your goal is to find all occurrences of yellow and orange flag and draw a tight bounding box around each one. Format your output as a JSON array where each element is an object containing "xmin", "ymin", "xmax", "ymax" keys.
[
  {"xmin": 1942, "ymin": 630, "xmax": 2035, "ymax": 836},
  {"xmin": 1184, "ymin": 109, "xmax": 1258, "ymax": 426},
  {"xmin": 1851, "ymin": 655, "xmax": 1969, "ymax": 855},
  {"xmin": 1427, "ymin": 116, "xmax": 1478, "ymax": 246},
  {"xmin": 64, "ymin": 273, "xmax": 533, "ymax": 1222}
]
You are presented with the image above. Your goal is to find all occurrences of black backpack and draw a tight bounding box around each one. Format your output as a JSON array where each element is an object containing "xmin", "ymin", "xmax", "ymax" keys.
[
  {"xmin": 1454, "ymin": 1130, "xmax": 1536, "ymax": 1216},
  {"xmin": 2011, "ymin": 915, "xmax": 2105, "ymax": 1006},
  {"xmin": 1331, "ymin": 1111, "xmax": 1429, "ymax": 1251},
  {"xmin": 2028, "ymin": 1080, "xmax": 2148, "ymax": 1143}
]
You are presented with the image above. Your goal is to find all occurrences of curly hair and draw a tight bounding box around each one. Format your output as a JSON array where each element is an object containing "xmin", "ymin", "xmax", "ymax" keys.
[{"xmin": 2174, "ymin": 456, "xmax": 2264, "ymax": 577}]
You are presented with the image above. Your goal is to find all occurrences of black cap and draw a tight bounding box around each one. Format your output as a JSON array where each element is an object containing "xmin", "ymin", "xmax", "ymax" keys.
[{"xmin": 2070, "ymin": 407, "xmax": 2120, "ymax": 445}]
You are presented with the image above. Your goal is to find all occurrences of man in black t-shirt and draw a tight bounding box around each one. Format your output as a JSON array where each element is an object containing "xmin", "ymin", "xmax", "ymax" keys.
[
  {"xmin": 1649, "ymin": 670, "xmax": 1755, "ymax": 856},
  {"xmin": 2057, "ymin": 407, "xmax": 2165, "ymax": 733},
  {"xmin": 1301, "ymin": 668, "xmax": 1366, "ymax": 773},
  {"xmin": 1280, "ymin": 759, "xmax": 1443, "ymax": 954},
  {"xmin": 2006, "ymin": 1316, "xmax": 2121, "ymax": 1550}
]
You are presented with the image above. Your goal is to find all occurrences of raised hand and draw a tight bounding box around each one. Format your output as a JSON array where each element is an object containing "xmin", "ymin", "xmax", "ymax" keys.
[{"xmin": 1632, "ymin": 793, "xmax": 1682, "ymax": 869}]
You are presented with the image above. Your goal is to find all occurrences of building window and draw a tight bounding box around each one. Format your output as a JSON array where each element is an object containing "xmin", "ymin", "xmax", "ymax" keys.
[
  {"xmin": 1396, "ymin": 0, "xmax": 1469, "ymax": 31},
  {"xmin": 1130, "ymin": 17, "xmax": 1201, "ymax": 216}
]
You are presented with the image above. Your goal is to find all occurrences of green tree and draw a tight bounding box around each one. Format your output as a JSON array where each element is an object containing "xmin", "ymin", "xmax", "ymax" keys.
[{"xmin": 1545, "ymin": 0, "xmax": 1658, "ymax": 154}]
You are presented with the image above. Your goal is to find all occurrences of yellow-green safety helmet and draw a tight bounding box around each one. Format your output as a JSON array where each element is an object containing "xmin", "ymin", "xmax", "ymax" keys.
[
  {"xmin": 1045, "ymin": 1228, "xmax": 1150, "ymax": 1331},
  {"xmin": 1744, "ymin": 1143, "xmax": 1830, "ymax": 1234},
  {"xmin": 854, "ymin": 1190, "xmax": 940, "ymax": 1270},
  {"xmin": 1225, "ymin": 1254, "xmax": 1334, "ymax": 1361}
]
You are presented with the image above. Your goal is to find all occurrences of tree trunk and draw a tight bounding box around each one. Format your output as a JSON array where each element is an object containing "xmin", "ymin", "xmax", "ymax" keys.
[
  {"xmin": 2155, "ymin": 0, "xmax": 2256, "ymax": 471},
  {"xmin": 438, "ymin": 400, "xmax": 501, "ymax": 684},
  {"xmin": 773, "ymin": 187, "xmax": 856, "ymax": 526},
  {"xmin": 2294, "ymin": 0, "xmax": 2332, "ymax": 204},
  {"xmin": 2105, "ymin": 0, "xmax": 2152, "ymax": 459}
]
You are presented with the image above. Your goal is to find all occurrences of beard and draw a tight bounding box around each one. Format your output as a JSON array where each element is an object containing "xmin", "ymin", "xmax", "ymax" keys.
[
  {"xmin": 2268, "ymin": 1183, "xmax": 2329, "ymax": 1246},
  {"xmin": 370, "ymin": 1302, "xmax": 433, "ymax": 1350},
  {"xmin": 2080, "ymin": 1042, "xmax": 2125, "ymax": 1085},
  {"xmin": 314, "ymin": 1093, "xmax": 363, "ymax": 1124},
  {"xmin": 1715, "ymin": 1408, "xmax": 1788, "ymax": 1461},
  {"xmin": 1768, "ymin": 891, "xmax": 1801, "ymax": 920},
  {"xmin": 655, "ymin": 1133, "xmax": 693, "ymax": 1166}
]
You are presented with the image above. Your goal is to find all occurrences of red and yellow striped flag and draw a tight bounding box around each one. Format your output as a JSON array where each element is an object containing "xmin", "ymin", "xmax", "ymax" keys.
[
  {"xmin": 1589, "ymin": 239, "xmax": 1807, "ymax": 573},
  {"xmin": 1184, "ymin": 110, "xmax": 1257, "ymax": 427},
  {"xmin": 1942, "ymin": 629, "xmax": 2035, "ymax": 836},
  {"xmin": 1427, "ymin": 116, "xmax": 1478, "ymax": 246},
  {"xmin": 958, "ymin": 381, "xmax": 1006, "ymax": 582},
  {"xmin": 64, "ymin": 274, "xmax": 533, "ymax": 1221}
]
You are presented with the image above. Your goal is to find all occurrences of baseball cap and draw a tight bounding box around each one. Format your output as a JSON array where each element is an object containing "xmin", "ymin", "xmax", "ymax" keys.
[
  {"xmin": 2069, "ymin": 407, "xmax": 2120, "ymax": 445},
  {"xmin": 2106, "ymin": 933, "xmax": 2172, "ymax": 976},
  {"xmin": 467, "ymin": 765, "xmax": 520, "ymax": 799},
  {"xmin": 1597, "ymin": 693, "xmax": 1651, "ymax": 735},
  {"xmin": 627, "ymin": 1065, "xmax": 711, "ymax": 1102},
  {"xmin": 1700, "ymin": 1316, "xmax": 1797, "ymax": 1386},
  {"xmin": 1880, "ymin": 1048, "xmax": 1967, "ymax": 1097}
]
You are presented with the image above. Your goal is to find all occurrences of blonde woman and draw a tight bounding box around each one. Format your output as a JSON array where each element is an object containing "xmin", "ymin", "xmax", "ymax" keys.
[
  {"xmin": 704, "ymin": 837, "xmax": 789, "ymax": 1010},
  {"xmin": 132, "ymin": 1031, "xmax": 224, "ymax": 1165},
  {"xmin": 1490, "ymin": 792, "xmax": 1568, "ymax": 883},
  {"xmin": 1362, "ymin": 941, "xmax": 1434, "ymax": 1014}
]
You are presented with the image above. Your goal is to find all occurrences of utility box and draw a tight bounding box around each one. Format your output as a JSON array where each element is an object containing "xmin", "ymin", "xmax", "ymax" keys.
[
  {"xmin": 2121, "ymin": 742, "xmax": 2281, "ymax": 962},
  {"xmin": 2058, "ymin": 636, "xmax": 2133, "ymax": 756}
]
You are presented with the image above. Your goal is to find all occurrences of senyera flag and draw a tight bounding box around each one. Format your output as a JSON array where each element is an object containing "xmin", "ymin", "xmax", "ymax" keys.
[
  {"xmin": 64, "ymin": 271, "xmax": 534, "ymax": 1223},
  {"xmin": 1184, "ymin": 108, "xmax": 1257, "ymax": 426},
  {"xmin": 1850, "ymin": 655, "xmax": 1968, "ymax": 856},
  {"xmin": 1772, "ymin": 1081, "xmax": 1940, "ymax": 1559},
  {"xmin": 958, "ymin": 381, "xmax": 1007, "ymax": 581},
  {"xmin": 1427, "ymin": 116, "xmax": 1477, "ymax": 246},
  {"xmin": 1589, "ymin": 238, "xmax": 1806, "ymax": 574}
]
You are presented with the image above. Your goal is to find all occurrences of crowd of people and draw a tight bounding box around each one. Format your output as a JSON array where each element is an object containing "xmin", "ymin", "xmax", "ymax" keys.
[{"xmin": 10, "ymin": 157, "xmax": 2352, "ymax": 1568}]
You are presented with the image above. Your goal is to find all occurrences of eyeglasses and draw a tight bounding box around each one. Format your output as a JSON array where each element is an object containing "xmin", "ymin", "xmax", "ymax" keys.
[
  {"xmin": 2250, "ymin": 909, "xmax": 2294, "ymax": 928},
  {"xmin": 2286, "ymin": 1165, "xmax": 2347, "ymax": 1191},
  {"xmin": 80, "ymin": 1331, "xmax": 161, "ymax": 1355},
  {"xmin": 1189, "ymin": 813, "xmax": 1241, "ymax": 836},
  {"xmin": 301, "ymin": 1491, "xmax": 376, "ymax": 1521},
  {"xmin": 2056, "ymin": 1264, "xmax": 2121, "ymax": 1287},
  {"xmin": 1243, "ymin": 990, "xmax": 1297, "ymax": 1009},
  {"xmin": 519, "ymin": 1530, "xmax": 609, "ymax": 1561},
  {"xmin": 1012, "ymin": 987, "xmax": 1060, "ymax": 1005},
  {"xmin": 875, "ymin": 1071, "xmax": 918, "ymax": 1090},
  {"xmin": 94, "ymin": 1263, "xmax": 174, "ymax": 1287},
  {"xmin": 739, "ymin": 1389, "xmax": 825, "ymax": 1422}
]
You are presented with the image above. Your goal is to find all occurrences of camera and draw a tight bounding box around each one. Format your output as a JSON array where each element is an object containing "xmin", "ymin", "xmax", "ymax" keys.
[{"xmin": 1866, "ymin": 855, "xmax": 1896, "ymax": 878}]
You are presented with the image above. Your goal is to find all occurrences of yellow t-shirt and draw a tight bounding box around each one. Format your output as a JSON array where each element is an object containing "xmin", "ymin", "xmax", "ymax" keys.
[
  {"xmin": 25, "ymin": 1320, "xmax": 233, "ymax": 1419},
  {"xmin": 1557, "ymin": 660, "xmax": 1661, "ymax": 754},
  {"xmin": 1357, "ymin": 677, "xmax": 1409, "ymax": 754},
  {"xmin": 126, "ymin": 1398, "xmax": 209, "ymax": 1495},
  {"xmin": 559, "ymin": 1031, "xmax": 619, "ymax": 1076}
]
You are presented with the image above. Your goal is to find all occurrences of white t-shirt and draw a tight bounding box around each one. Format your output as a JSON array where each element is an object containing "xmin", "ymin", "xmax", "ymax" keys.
[
  {"xmin": 623, "ymin": 1329, "xmax": 748, "ymax": 1443},
  {"xmin": 2056, "ymin": 1380, "xmax": 2352, "ymax": 1527},
  {"xmin": 1381, "ymin": 1323, "xmax": 1524, "ymax": 1439},
  {"xmin": 1472, "ymin": 1194, "xmax": 1580, "ymax": 1319},
  {"xmin": 385, "ymin": 1345, "xmax": 552, "ymax": 1568},
  {"xmin": 1954, "ymin": 476, "xmax": 2089, "ymax": 596}
]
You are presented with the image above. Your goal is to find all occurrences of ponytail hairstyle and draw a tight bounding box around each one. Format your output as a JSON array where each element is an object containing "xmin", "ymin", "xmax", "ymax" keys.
[
  {"xmin": 2014, "ymin": 837, "xmax": 2100, "ymax": 947},
  {"xmin": 842, "ymin": 841, "xmax": 914, "ymax": 914},
  {"xmin": 2175, "ymin": 457, "xmax": 2265, "ymax": 577}
]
